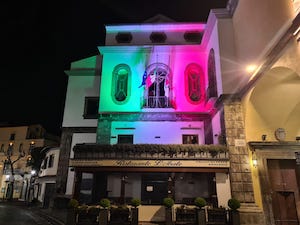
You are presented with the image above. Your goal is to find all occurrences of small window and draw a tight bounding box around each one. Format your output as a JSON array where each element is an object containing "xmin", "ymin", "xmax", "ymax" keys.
[
  {"xmin": 9, "ymin": 133, "xmax": 15, "ymax": 141},
  {"xmin": 116, "ymin": 32, "xmax": 133, "ymax": 43},
  {"xmin": 184, "ymin": 31, "xmax": 203, "ymax": 43},
  {"xmin": 48, "ymin": 154, "xmax": 54, "ymax": 168},
  {"xmin": 182, "ymin": 135, "xmax": 198, "ymax": 144},
  {"xmin": 150, "ymin": 32, "xmax": 167, "ymax": 43},
  {"xmin": 42, "ymin": 157, "xmax": 48, "ymax": 169},
  {"xmin": 118, "ymin": 135, "xmax": 134, "ymax": 144},
  {"xmin": 83, "ymin": 97, "xmax": 99, "ymax": 119}
]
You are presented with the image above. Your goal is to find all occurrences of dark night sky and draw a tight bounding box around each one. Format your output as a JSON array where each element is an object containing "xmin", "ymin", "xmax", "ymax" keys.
[{"xmin": 2, "ymin": 0, "xmax": 228, "ymax": 136}]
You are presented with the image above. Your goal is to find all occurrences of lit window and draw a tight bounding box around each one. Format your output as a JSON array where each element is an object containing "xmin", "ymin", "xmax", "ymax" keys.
[
  {"xmin": 112, "ymin": 64, "xmax": 131, "ymax": 104},
  {"xmin": 182, "ymin": 135, "xmax": 198, "ymax": 144},
  {"xmin": 83, "ymin": 97, "xmax": 99, "ymax": 119},
  {"xmin": 184, "ymin": 63, "xmax": 205, "ymax": 104}
]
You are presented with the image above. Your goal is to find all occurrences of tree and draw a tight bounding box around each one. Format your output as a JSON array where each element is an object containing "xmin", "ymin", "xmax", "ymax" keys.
[{"xmin": 4, "ymin": 142, "xmax": 25, "ymax": 200}]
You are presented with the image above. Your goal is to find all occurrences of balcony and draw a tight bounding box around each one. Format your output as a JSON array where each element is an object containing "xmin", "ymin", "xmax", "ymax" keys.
[
  {"xmin": 144, "ymin": 96, "xmax": 171, "ymax": 108},
  {"xmin": 73, "ymin": 144, "xmax": 229, "ymax": 161}
]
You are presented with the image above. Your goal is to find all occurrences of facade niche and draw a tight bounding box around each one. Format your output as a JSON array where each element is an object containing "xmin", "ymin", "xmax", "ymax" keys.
[{"xmin": 112, "ymin": 64, "xmax": 131, "ymax": 104}]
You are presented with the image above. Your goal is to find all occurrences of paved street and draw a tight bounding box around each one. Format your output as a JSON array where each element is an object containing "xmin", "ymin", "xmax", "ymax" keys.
[{"xmin": 0, "ymin": 202, "xmax": 51, "ymax": 225}]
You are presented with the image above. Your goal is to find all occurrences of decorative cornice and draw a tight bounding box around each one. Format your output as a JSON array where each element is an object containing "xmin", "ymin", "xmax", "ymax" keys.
[
  {"xmin": 248, "ymin": 141, "xmax": 300, "ymax": 150},
  {"xmin": 214, "ymin": 94, "xmax": 241, "ymax": 108}
]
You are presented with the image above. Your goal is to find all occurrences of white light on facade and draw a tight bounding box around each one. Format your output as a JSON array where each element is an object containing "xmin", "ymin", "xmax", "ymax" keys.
[{"xmin": 246, "ymin": 64, "xmax": 257, "ymax": 73}]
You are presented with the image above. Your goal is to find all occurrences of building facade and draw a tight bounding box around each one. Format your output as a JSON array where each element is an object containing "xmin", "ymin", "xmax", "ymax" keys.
[
  {"xmin": 36, "ymin": 147, "xmax": 60, "ymax": 208},
  {"xmin": 0, "ymin": 124, "xmax": 59, "ymax": 200},
  {"xmin": 58, "ymin": 1, "xmax": 300, "ymax": 224}
]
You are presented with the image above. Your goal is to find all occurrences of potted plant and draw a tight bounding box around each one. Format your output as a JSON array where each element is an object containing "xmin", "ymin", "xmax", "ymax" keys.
[
  {"xmin": 228, "ymin": 198, "xmax": 240, "ymax": 225},
  {"xmin": 163, "ymin": 197, "xmax": 174, "ymax": 225},
  {"xmin": 99, "ymin": 198, "xmax": 110, "ymax": 225},
  {"xmin": 66, "ymin": 198, "xmax": 79, "ymax": 225},
  {"xmin": 194, "ymin": 197, "xmax": 206, "ymax": 225},
  {"xmin": 131, "ymin": 198, "xmax": 141, "ymax": 225}
]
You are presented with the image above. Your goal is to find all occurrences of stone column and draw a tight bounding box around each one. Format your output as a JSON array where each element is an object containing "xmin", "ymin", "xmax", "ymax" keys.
[
  {"xmin": 97, "ymin": 117, "xmax": 112, "ymax": 144},
  {"xmin": 221, "ymin": 95, "xmax": 265, "ymax": 225}
]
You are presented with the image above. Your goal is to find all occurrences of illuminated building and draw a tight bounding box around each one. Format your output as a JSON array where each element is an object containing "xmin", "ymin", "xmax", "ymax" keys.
[{"xmin": 58, "ymin": 1, "xmax": 300, "ymax": 224}]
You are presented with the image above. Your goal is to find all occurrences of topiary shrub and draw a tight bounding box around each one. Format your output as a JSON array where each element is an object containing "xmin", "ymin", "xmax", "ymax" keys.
[
  {"xmin": 131, "ymin": 198, "xmax": 141, "ymax": 208},
  {"xmin": 68, "ymin": 198, "xmax": 79, "ymax": 209},
  {"xmin": 228, "ymin": 198, "xmax": 240, "ymax": 211},
  {"xmin": 194, "ymin": 197, "xmax": 206, "ymax": 208},
  {"xmin": 99, "ymin": 198, "xmax": 111, "ymax": 209},
  {"xmin": 163, "ymin": 197, "xmax": 175, "ymax": 208}
]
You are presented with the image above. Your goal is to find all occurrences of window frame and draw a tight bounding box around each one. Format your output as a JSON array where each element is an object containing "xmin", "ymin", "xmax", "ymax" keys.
[
  {"xmin": 83, "ymin": 97, "xmax": 99, "ymax": 119},
  {"xmin": 182, "ymin": 134, "xmax": 199, "ymax": 144},
  {"xmin": 117, "ymin": 135, "xmax": 134, "ymax": 144},
  {"xmin": 184, "ymin": 63, "xmax": 205, "ymax": 104},
  {"xmin": 48, "ymin": 154, "xmax": 54, "ymax": 168},
  {"xmin": 111, "ymin": 64, "xmax": 131, "ymax": 105}
]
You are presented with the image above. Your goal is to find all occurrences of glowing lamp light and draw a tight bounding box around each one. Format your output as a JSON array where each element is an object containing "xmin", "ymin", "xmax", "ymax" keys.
[
  {"xmin": 31, "ymin": 170, "xmax": 36, "ymax": 175},
  {"xmin": 246, "ymin": 64, "xmax": 257, "ymax": 73},
  {"xmin": 252, "ymin": 151, "xmax": 258, "ymax": 168}
]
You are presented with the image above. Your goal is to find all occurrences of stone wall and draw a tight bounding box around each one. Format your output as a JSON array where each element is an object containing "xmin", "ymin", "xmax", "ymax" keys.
[{"xmin": 223, "ymin": 98, "xmax": 265, "ymax": 225}]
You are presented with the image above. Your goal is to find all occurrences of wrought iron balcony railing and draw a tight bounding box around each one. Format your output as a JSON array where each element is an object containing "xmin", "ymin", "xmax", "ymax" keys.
[{"xmin": 144, "ymin": 96, "xmax": 171, "ymax": 108}]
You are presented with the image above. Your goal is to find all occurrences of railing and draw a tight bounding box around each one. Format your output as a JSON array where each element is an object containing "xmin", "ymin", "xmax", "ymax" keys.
[
  {"xmin": 73, "ymin": 144, "xmax": 229, "ymax": 161},
  {"xmin": 144, "ymin": 96, "xmax": 171, "ymax": 108}
]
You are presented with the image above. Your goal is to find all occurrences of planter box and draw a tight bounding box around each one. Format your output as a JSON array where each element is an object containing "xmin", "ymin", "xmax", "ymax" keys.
[
  {"xmin": 99, "ymin": 209, "xmax": 109, "ymax": 225},
  {"xmin": 165, "ymin": 207, "xmax": 173, "ymax": 225},
  {"xmin": 196, "ymin": 209, "xmax": 206, "ymax": 225},
  {"xmin": 229, "ymin": 210, "xmax": 240, "ymax": 225},
  {"xmin": 131, "ymin": 208, "xmax": 139, "ymax": 225}
]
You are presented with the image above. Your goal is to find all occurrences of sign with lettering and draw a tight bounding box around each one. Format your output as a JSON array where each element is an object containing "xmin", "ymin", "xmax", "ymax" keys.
[
  {"xmin": 69, "ymin": 159, "xmax": 230, "ymax": 168},
  {"xmin": 235, "ymin": 139, "xmax": 246, "ymax": 147}
]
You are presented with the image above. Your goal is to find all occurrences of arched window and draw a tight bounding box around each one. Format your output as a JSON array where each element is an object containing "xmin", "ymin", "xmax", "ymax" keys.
[
  {"xmin": 144, "ymin": 63, "xmax": 172, "ymax": 108},
  {"xmin": 112, "ymin": 64, "xmax": 131, "ymax": 104},
  {"xmin": 184, "ymin": 63, "xmax": 205, "ymax": 104},
  {"xmin": 207, "ymin": 48, "xmax": 218, "ymax": 99}
]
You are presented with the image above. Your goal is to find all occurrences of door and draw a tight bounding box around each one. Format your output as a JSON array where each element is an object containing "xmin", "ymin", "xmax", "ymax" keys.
[
  {"xmin": 268, "ymin": 159, "xmax": 299, "ymax": 225},
  {"xmin": 141, "ymin": 173, "xmax": 168, "ymax": 204},
  {"xmin": 43, "ymin": 183, "xmax": 55, "ymax": 208}
]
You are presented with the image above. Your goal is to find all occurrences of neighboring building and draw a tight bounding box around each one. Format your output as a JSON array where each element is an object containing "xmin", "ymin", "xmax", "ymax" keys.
[
  {"xmin": 0, "ymin": 124, "xmax": 59, "ymax": 200},
  {"xmin": 58, "ymin": 1, "xmax": 300, "ymax": 224},
  {"xmin": 36, "ymin": 147, "xmax": 60, "ymax": 208}
]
